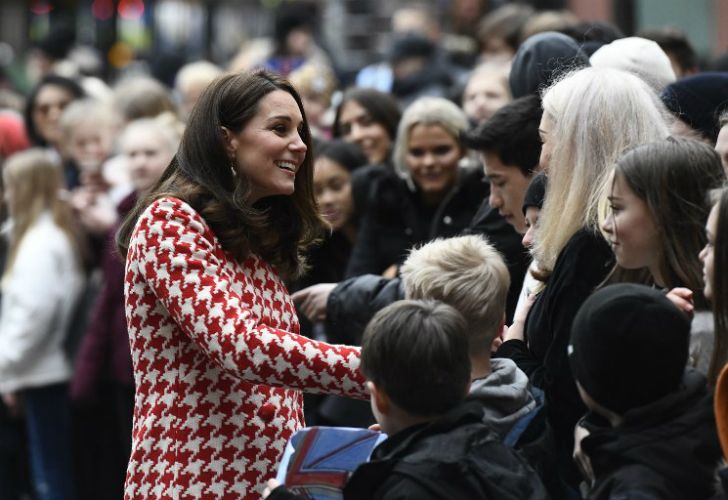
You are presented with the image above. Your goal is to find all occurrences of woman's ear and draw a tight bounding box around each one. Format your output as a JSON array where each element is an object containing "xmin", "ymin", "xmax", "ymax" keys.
[{"xmin": 221, "ymin": 127, "xmax": 237, "ymax": 157}]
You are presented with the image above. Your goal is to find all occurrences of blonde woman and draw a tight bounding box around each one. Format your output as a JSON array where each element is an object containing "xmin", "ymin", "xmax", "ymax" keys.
[
  {"xmin": 345, "ymin": 96, "xmax": 486, "ymax": 278},
  {"xmin": 496, "ymin": 67, "xmax": 670, "ymax": 493},
  {"xmin": 0, "ymin": 149, "xmax": 84, "ymax": 500}
]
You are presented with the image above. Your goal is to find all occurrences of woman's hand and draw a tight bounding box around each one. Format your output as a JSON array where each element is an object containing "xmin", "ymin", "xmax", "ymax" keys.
[
  {"xmin": 665, "ymin": 287, "xmax": 694, "ymax": 319},
  {"xmin": 291, "ymin": 283, "xmax": 337, "ymax": 322},
  {"xmin": 262, "ymin": 479, "xmax": 280, "ymax": 499}
]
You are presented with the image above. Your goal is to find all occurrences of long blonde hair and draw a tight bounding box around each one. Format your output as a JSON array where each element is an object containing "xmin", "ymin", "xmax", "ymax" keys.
[
  {"xmin": 535, "ymin": 67, "xmax": 670, "ymax": 272},
  {"xmin": 2, "ymin": 149, "xmax": 79, "ymax": 277}
]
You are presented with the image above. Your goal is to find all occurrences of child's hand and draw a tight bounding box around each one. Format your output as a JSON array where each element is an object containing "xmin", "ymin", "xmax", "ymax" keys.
[
  {"xmin": 368, "ymin": 423, "xmax": 382, "ymax": 432},
  {"xmin": 262, "ymin": 479, "xmax": 281, "ymax": 498},
  {"xmin": 665, "ymin": 287, "xmax": 694, "ymax": 319}
]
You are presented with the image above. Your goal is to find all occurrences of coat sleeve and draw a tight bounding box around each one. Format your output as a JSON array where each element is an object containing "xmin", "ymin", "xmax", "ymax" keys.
[
  {"xmin": 0, "ymin": 230, "xmax": 65, "ymax": 376},
  {"xmin": 127, "ymin": 197, "xmax": 367, "ymax": 399},
  {"xmin": 325, "ymin": 275, "xmax": 404, "ymax": 345}
]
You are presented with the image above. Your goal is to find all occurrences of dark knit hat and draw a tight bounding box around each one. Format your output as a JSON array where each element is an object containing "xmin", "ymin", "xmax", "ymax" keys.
[
  {"xmin": 569, "ymin": 283, "xmax": 690, "ymax": 414},
  {"xmin": 661, "ymin": 72, "xmax": 728, "ymax": 143},
  {"xmin": 522, "ymin": 171, "xmax": 547, "ymax": 214},
  {"xmin": 509, "ymin": 31, "xmax": 590, "ymax": 99},
  {"xmin": 388, "ymin": 33, "xmax": 436, "ymax": 64}
]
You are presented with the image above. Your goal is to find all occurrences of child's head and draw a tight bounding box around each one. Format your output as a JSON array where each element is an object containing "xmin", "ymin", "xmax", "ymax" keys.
[
  {"xmin": 461, "ymin": 94, "xmax": 543, "ymax": 234},
  {"xmin": 521, "ymin": 171, "xmax": 547, "ymax": 249},
  {"xmin": 569, "ymin": 283, "xmax": 690, "ymax": 420},
  {"xmin": 288, "ymin": 62, "xmax": 337, "ymax": 130},
  {"xmin": 461, "ymin": 63, "xmax": 511, "ymax": 125},
  {"xmin": 3, "ymin": 148, "xmax": 64, "ymax": 218},
  {"xmin": 400, "ymin": 235, "xmax": 509, "ymax": 354},
  {"xmin": 24, "ymin": 74, "xmax": 85, "ymax": 149},
  {"xmin": 2, "ymin": 148, "xmax": 76, "ymax": 275},
  {"xmin": 333, "ymin": 88, "xmax": 401, "ymax": 165},
  {"xmin": 113, "ymin": 75, "xmax": 178, "ymax": 123},
  {"xmin": 120, "ymin": 113, "xmax": 182, "ymax": 195},
  {"xmin": 602, "ymin": 137, "xmax": 724, "ymax": 304},
  {"xmin": 174, "ymin": 60, "xmax": 223, "ymax": 122},
  {"xmin": 59, "ymin": 98, "xmax": 118, "ymax": 173},
  {"xmin": 392, "ymin": 97, "xmax": 469, "ymax": 201},
  {"xmin": 360, "ymin": 300, "xmax": 471, "ymax": 434},
  {"xmin": 537, "ymin": 67, "xmax": 669, "ymax": 273},
  {"xmin": 313, "ymin": 139, "xmax": 367, "ymax": 232}
]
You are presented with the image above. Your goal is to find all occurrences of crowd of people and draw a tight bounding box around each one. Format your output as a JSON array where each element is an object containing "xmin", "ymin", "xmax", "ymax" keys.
[{"xmin": 1, "ymin": 1, "xmax": 728, "ymax": 499}]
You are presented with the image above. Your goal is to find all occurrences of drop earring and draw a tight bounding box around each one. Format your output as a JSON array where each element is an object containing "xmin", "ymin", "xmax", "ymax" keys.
[{"xmin": 229, "ymin": 156, "xmax": 238, "ymax": 177}]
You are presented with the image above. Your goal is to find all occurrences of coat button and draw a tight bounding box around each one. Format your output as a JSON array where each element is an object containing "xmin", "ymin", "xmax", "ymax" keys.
[
  {"xmin": 258, "ymin": 403, "xmax": 276, "ymax": 422},
  {"xmin": 404, "ymin": 227, "xmax": 413, "ymax": 236},
  {"xmin": 443, "ymin": 216, "xmax": 453, "ymax": 225}
]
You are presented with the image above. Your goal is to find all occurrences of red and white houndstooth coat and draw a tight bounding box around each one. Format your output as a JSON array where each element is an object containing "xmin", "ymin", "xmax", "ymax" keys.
[{"xmin": 123, "ymin": 197, "xmax": 366, "ymax": 499}]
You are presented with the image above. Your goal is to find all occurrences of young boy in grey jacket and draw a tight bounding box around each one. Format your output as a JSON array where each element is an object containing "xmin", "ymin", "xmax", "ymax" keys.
[{"xmin": 400, "ymin": 235, "xmax": 539, "ymax": 438}]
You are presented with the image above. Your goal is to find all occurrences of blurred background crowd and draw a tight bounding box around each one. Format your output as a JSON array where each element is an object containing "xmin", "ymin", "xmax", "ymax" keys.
[{"xmin": 0, "ymin": 0, "xmax": 727, "ymax": 499}]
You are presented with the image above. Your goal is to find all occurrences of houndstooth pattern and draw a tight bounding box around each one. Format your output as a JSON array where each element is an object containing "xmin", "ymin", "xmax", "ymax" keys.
[{"xmin": 124, "ymin": 197, "xmax": 366, "ymax": 499}]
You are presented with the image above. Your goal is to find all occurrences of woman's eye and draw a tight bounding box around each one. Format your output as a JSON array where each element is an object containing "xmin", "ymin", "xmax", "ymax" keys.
[
  {"xmin": 433, "ymin": 146, "xmax": 452, "ymax": 155},
  {"xmin": 408, "ymin": 149, "xmax": 424, "ymax": 157}
]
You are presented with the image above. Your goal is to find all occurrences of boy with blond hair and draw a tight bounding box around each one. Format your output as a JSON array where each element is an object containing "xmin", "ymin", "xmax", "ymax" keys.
[{"xmin": 400, "ymin": 234, "xmax": 539, "ymax": 438}]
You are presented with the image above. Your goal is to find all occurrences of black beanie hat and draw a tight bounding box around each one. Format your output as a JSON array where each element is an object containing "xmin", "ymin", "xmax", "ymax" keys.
[
  {"xmin": 522, "ymin": 171, "xmax": 547, "ymax": 215},
  {"xmin": 661, "ymin": 72, "xmax": 728, "ymax": 143},
  {"xmin": 569, "ymin": 283, "xmax": 690, "ymax": 415},
  {"xmin": 388, "ymin": 33, "xmax": 435, "ymax": 64},
  {"xmin": 509, "ymin": 31, "xmax": 590, "ymax": 99}
]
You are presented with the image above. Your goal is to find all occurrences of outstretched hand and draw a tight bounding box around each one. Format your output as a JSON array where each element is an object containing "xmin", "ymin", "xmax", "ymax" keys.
[
  {"xmin": 262, "ymin": 479, "xmax": 281, "ymax": 499},
  {"xmin": 291, "ymin": 283, "xmax": 337, "ymax": 322}
]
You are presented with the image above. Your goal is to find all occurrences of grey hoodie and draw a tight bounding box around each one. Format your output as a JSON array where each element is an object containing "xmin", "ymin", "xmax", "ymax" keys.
[{"xmin": 467, "ymin": 358, "xmax": 538, "ymax": 438}]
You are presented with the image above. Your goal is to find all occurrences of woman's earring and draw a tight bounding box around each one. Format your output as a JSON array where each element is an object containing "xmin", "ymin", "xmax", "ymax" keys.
[{"xmin": 229, "ymin": 157, "xmax": 238, "ymax": 177}]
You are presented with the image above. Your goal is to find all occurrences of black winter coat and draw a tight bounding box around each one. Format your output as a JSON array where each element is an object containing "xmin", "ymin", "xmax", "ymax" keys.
[
  {"xmin": 269, "ymin": 401, "xmax": 551, "ymax": 500},
  {"xmin": 345, "ymin": 166, "xmax": 489, "ymax": 278},
  {"xmin": 496, "ymin": 227, "xmax": 614, "ymax": 487},
  {"xmin": 581, "ymin": 370, "xmax": 721, "ymax": 500},
  {"xmin": 344, "ymin": 401, "xmax": 551, "ymax": 499}
]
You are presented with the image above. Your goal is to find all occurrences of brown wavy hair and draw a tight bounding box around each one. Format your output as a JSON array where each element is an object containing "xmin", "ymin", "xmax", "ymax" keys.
[{"xmin": 117, "ymin": 69, "xmax": 325, "ymax": 281}]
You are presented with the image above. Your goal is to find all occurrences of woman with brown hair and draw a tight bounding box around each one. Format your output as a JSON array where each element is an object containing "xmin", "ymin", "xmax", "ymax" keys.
[{"xmin": 116, "ymin": 70, "xmax": 366, "ymax": 499}]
